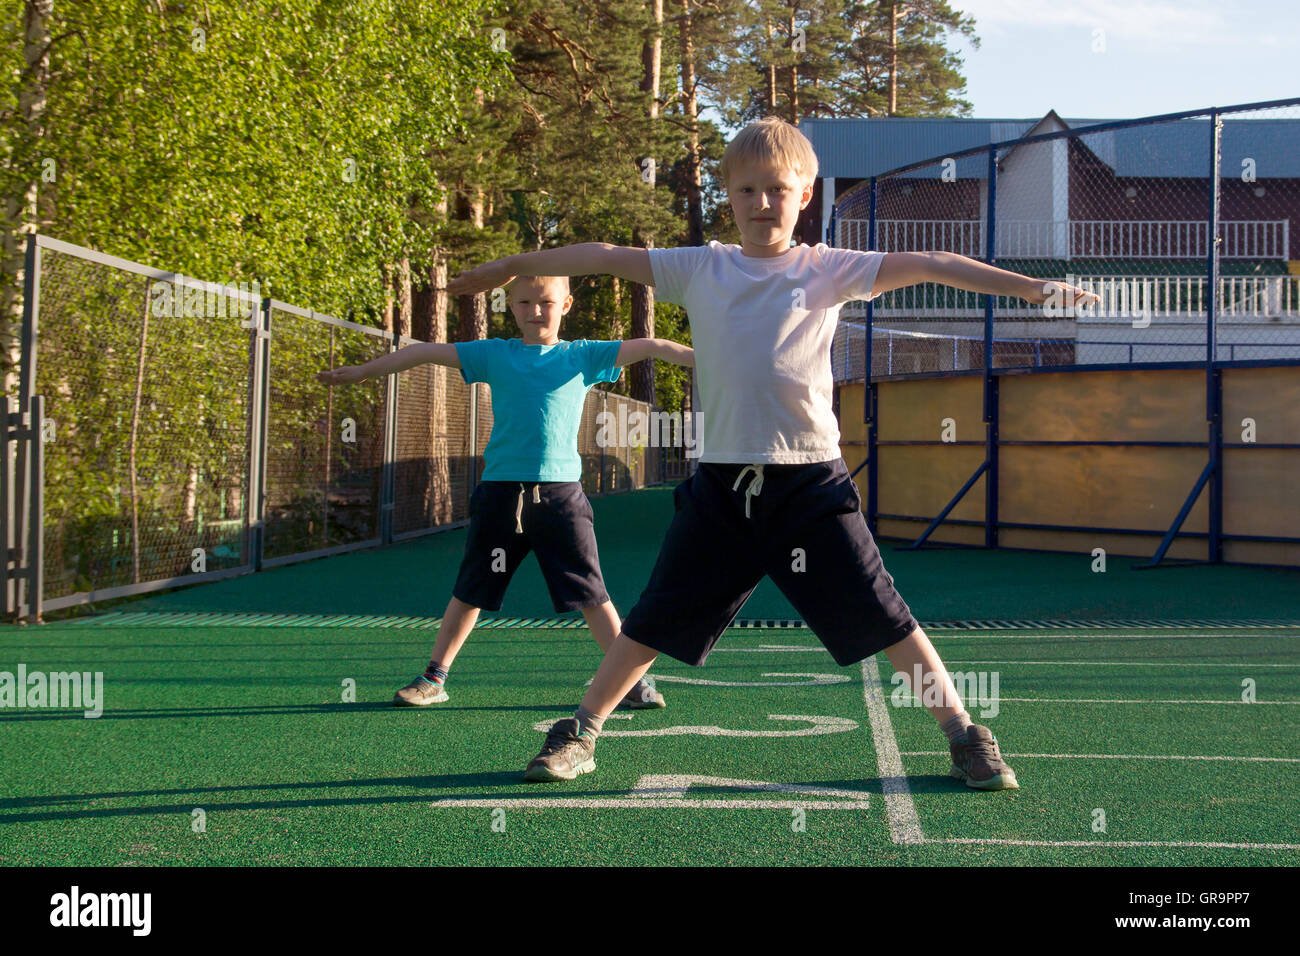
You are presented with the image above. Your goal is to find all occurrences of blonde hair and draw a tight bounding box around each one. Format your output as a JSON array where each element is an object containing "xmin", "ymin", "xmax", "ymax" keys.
[
  {"xmin": 509, "ymin": 274, "xmax": 570, "ymax": 297},
  {"xmin": 720, "ymin": 116, "xmax": 819, "ymax": 190}
]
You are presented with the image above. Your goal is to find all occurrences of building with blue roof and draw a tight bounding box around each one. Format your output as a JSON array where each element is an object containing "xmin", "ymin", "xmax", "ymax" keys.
[
  {"xmin": 799, "ymin": 110, "xmax": 1300, "ymax": 379},
  {"xmin": 797, "ymin": 111, "xmax": 1298, "ymax": 267}
]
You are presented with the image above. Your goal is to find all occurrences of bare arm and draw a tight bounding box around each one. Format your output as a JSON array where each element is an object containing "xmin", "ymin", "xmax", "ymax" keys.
[
  {"xmin": 447, "ymin": 243, "xmax": 653, "ymax": 295},
  {"xmin": 316, "ymin": 342, "xmax": 459, "ymax": 386},
  {"xmin": 873, "ymin": 251, "xmax": 1099, "ymax": 306},
  {"xmin": 616, "ymin": 338, "xmax": 694, "ymax": 368}
]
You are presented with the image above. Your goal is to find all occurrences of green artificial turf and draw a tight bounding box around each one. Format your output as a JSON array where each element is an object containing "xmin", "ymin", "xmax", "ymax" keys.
[
  {"xmin": 4, "ymin": 487, "xmax": 1299, "ymax": 866},
  {"xmin": 1, "ymin": 622, "xmax": 1297, "ymax": 866}
]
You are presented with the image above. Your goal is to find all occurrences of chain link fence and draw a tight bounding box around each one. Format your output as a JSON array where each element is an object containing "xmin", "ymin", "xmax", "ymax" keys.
[
  {"xmin": 4, "ymin": 236, "xmax": 678, "ymax": 622},
  {"xmin": 831, "ymin": 98, "xmax": 1300, "ymax": 381}
]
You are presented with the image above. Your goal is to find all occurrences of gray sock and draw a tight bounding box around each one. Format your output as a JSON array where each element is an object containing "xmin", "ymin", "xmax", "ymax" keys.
[
  {"xmin": 940, "ymin": 711, "xmax": 973, "ymax": 744},
  {"xmin": 574, "ymin": 704, "xmax": 606, "ymax": 738}
]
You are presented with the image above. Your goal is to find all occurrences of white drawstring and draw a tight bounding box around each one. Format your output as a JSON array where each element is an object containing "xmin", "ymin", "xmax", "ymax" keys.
[
  {"xmin": 515, "ymin": 484, "xmax": 542, "ymax": 533},
  {"xmin": 731, "ymin": 464, "xmax": 765, "ymax": 519}
]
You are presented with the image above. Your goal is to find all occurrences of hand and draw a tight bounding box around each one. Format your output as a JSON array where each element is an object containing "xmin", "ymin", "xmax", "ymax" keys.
[
  {"xmin": 316, "ymin": 366, "xmax": 367, "ymax": 386},
  {"xmin": 1033, "ymin": 280, "xmax": 1101, "ymax": 309},
  {"xmin": 447, "ymin": 258, "xmax": 515, "ymax": 297}
]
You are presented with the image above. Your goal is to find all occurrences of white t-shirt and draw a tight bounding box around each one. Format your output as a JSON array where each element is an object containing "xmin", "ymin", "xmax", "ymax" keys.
[{"xmin": 649, "ymin": 240, "xmax": 885, "ymax": 464}]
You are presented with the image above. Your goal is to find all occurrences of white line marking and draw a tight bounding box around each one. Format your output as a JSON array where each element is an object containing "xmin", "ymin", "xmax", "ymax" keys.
[
  {"xmin": 530, "ymin": 714, "xmax": 859, "ymax": 738},
  {"xmin": 924, "ymin": 633, "xmax": 1300, "ymax": 641},
  {"xmin": 713, "ymin": 645, "xmax": 825, "ymax": 653},
  {"xmin": 937, "ymin": 660, "xmax": 1300, "ymax": 668},
  {"xmin": 651, "ymin": 672, "xmax": 851, "ymax": 687},
  {"xmin": 430, "ymin": 775, "xmax": 873, "ymax": 811},
  {"xmin": 893, "ymin": 696, "xmax": 1300, "ymax": 705},
  {"xmin": 861, "ymin": 657, "xmax": 924, "ymax": 845},
  {"xmin": 626, "ymin": 774, "xmax": 869, "ymax": 802},
  {"xmin": 900, "ymin": 751, "xmax": 1300, "ymax": 763},
  {"xmin": 932, "ymin": 838, "xmax": 1300, "ymax": 850},
  {"xmin": 429, "ymin": 798, "xmax": 871, "ymax": 810}
]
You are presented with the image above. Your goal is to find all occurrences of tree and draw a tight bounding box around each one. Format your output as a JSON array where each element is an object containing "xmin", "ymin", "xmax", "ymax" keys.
[{"xmin": 836, "ymin": 0, "xmax": 978, "ymax": 117}]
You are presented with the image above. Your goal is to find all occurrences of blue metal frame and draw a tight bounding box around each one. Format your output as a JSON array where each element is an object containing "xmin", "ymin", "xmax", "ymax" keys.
[
  {"xmin": 898, "ymin": 460, "xmax": 990, "ymax": 551},
  {"xmin": 835, "ymin": 99, "xmax": 1300, "ymax": 568},
  {"xmin": 983, "ymin": 147, "xmax": 999, "ymax": 549},
  {"xmin": 867, "ymin": 382, "xmax": 879, "ymax": 534},
  {"xmin": 870, "ymin": 357, "xmax": 1300, "ymax": 384},
  {"xmin": 847, "ymin": 96, "xmax": 1300, "ymax": 187},
  {"xmin": 877, "ymin": 513, "xmax": 1300, "ymax": 546},
  {"xmin": 863, "ymin": 176, "xmax": 877, "ymax": 424}
]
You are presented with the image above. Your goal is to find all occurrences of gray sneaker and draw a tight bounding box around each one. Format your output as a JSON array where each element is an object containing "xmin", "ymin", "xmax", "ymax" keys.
[
  {"xmin": 523, "ymin": 718, "xmax": 596, "ymax": 782},
  {"xmin": 620, "ymin": 678, "xmax": 666, "ymax": 710},
  {"xmin": 393, "ymin": 675, "xmax": 449, "ymax": 707},
  {"xmin": 949, "ymin": 724, "xmax": 1019, "ymax": 791}
]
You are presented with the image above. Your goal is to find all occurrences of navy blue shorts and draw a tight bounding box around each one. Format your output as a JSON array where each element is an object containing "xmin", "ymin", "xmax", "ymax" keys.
[
  {"xmin": 620, "ymin": 459, "xmax": 918, "ymax": 666},
  {"xmin": 452, "ymin": 481, "xmax": 610, "ymax": 614}
]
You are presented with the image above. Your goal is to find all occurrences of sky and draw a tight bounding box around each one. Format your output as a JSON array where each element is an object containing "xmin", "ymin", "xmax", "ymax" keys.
[{"xmin": 948, "ymin": 0, "xmax": 1299, "ymax": 118}]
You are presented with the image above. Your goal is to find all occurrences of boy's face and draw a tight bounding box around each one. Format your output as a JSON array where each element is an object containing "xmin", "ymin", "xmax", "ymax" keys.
[
  {"xmin": 726, "ymin": 159, "xmax": 814, "ymax": 256},
  {"xmin": 509, "ymin": 279, "xmax": 572, "ymax": 346}
]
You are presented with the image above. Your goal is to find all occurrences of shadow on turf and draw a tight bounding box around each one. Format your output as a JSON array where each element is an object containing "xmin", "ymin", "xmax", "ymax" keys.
[
  {"xmin": 0, "ymin": 702, "xmax": 578, "ymax": 722},
  {"xmin": 0, "ymin": 772, "xmax": 519, "ymax": 824},
  {"xmin": 0, "ymin": 772, "xmax": 972, "ymax": 825}
]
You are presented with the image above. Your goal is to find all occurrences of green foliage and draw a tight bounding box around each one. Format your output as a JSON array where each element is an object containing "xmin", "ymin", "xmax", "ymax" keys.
[
  {"xmin": 7, "ymin": 0, "xmax": 980, "ymax": 595},
  {"xmin": 8, "ymin": 0, "xmax": 508, "ymax": 318}
]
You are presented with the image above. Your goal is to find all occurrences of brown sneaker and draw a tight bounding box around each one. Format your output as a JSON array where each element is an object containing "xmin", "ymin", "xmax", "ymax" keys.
[
  {"xmin": 523, "ymin": 717, "xmax": 597, "ymax": 782},
  {"xmin": 393, "ymin": 675, "xmax": 449, "ymax": 707},
  {"xmin": 949, "ymin": 724, "xmax": 1019, "ymax": 791}
]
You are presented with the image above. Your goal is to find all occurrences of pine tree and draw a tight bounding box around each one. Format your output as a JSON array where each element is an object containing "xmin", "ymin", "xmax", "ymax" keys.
[{"xmin": 836, "ymin": 0, "xmax": 978, "ymax": 116}]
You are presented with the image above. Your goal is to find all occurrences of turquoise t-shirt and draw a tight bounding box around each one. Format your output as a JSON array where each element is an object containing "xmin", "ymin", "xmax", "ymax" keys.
[{"xmin": 455, "ymin": 337, "xmax": 623, "ymax": 482}]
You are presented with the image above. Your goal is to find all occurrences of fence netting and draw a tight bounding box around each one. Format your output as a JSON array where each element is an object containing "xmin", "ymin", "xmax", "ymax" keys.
[
  {"xmin": 12, "ymin": 239, "xmax": 676, "ymax": 615},
  {"xmin": 831, "ymin": 100, "xmax": 1300, "ymax": 381},
  {"xmin": 28, "ymin": 247, "xmax": 256, "ymax": 600}
]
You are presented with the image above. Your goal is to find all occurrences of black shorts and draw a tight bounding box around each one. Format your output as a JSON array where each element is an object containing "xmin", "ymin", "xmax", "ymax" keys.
[
  {"xmin": 620, "ymin": 459, "xmax": 918, "ymax": 666},
  {"xmin": 452, "ymin": 481, "xmax": 611, "ymax": 614}
]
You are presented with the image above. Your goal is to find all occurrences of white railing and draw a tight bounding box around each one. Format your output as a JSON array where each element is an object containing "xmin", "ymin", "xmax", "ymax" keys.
[
  {"xmin": 837, "ymin": 219, "xmax": 1290, "ymax": 260},
  {"xmin": 850, "ymin": 273, "xmax": 1300, "ymax": 321},
  {"xmin": 830, "ymin": 318, "xmax": 1300, "ymax": 381}
]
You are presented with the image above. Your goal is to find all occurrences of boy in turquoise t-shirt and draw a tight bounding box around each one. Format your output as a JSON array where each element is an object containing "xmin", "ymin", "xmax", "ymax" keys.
[{"xmin": 317, "ymin": 275, "xmax": 693, "ymax": 713}]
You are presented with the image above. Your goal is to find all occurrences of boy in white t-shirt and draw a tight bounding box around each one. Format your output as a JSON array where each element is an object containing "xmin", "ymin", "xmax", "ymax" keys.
[{"xmin": 448, "ymin": 117, "xmax": 1099, "ymax": 789}]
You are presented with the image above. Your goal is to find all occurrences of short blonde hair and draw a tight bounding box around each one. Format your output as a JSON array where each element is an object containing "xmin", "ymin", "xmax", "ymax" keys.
[
  {"xmin": 509, "ymin": 274, "xmax": 570, "ymax": 297},
  {"xmin": 720, "ymin": 116, "xmax": 819, "ymax": 190}
]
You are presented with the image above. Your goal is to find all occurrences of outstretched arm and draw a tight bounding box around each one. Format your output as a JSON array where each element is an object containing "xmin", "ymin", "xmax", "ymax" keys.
[
  {"xmin": 446, "ymin": 243, "xmax": 653, "ymax": 296},
  {"xmin": 316, "ymin": 342, "xmax": 460, "ymax": 386},
  {"xmin": 873, "ymin": 251, "xmax": 1099, "ymax": 307},
  {"xmin": 615, "ymin": 338, "xmax": 694, "ymax": 368}
]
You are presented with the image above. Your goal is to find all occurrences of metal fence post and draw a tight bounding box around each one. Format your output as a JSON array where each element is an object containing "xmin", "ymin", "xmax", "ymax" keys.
[
  {"xmin": 380, "ymin": 336, "xmax": 399, "ymax": 545},
  {"xmin": 1206, "ymin": 109, "xmax": 1224, "ymax": 563},
  {"xmin": 27, "ymin": 394, "xmax": 42, "ymax": 624},
  {"xmin": 250, "ymin": 297, "xmax": 272, "ymax": 571},
  {"xmin": 984, "ymin": 145, "xmax": 1000, "ymax": 548},
  {"xmin": 468, "ymin": 383, "xmax": 478, "ymax": 500},
  {"xmin": 243, "ymin": 296, "xmax": 260, "ymax": 573},
  {"xmin": 864, "ymin": 176, "xmax": 877, "ymax": 423},
  {"xmin": 866, "ymin": 381, "xmax": 879, "ymax": 535},
  {"xmin": 2, "ymin": 394, "xmax": 12, "ymax": 619},
  {"xmin": 12, "ymin": 235, "xmax": 41, "ymax": 618},
  {"xmin": 600, "ymin": 391, "xmax": 607, "ymax": 494}
]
